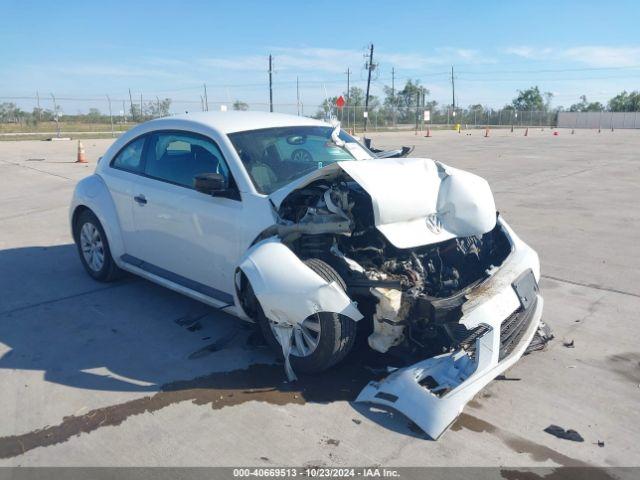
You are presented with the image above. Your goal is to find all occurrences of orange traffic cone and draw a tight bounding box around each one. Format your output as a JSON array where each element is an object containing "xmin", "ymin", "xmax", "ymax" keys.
[
  {"xmin": 524, "ymin": 127, "xmax": 529, "ymax": 136},
  {"xmin": 76, "ymin": 141, "xmax": 87, "ymax": 163}
]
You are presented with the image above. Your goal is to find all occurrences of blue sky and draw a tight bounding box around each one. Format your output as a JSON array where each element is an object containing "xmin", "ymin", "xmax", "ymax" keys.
[{"xmin": 2, "ymin": 0, "xmax": 640, "ymax": 113}]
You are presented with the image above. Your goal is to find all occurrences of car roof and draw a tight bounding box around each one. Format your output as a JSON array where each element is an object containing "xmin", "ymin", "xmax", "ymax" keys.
[{"xmin": 152, "ymin": 111, "xmax": 330, "ymax": 134}]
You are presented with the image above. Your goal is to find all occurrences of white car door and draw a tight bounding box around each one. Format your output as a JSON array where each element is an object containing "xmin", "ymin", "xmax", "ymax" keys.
[
  {"xmin": 100, "ymin": 135, "xmax": 147, "ymax": 250},
  {"xmin": 124, "ymin": 131, "xmax": 244, "ymax": 304}
]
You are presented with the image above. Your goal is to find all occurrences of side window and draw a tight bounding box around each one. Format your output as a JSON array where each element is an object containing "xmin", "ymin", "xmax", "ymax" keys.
[
  {"xmin": 111, "ymin": 136, "xmax": 145, "ymax": 172},
  {"xmin": 144, "ymin": 132, "xmax": 232, "ymax": 189}
]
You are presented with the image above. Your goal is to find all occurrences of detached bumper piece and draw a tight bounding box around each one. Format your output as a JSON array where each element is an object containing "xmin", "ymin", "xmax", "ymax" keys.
[
  {"xmin": 356, "ymin": 263, "xmax": 544, "ymax": 439},
  {"xmin": 363, "ymin": 137, "xmax": 414, "ymax": 158}
]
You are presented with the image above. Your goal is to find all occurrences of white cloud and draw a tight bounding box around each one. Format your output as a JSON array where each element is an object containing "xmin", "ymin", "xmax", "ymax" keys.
[
  {"xmin": 54, "ymin": 64, "xmax": 178, "ymax": 78},
  {"xmin": 199, "ymin": 55, "xmax": 267, "ymax": 71},
  {"xmin": 503, "ymin": 46, "xmax": 553, "ymax": 59},
  {"xmin": 505, "ymin": 45, "xmax": 640, "ymax": 67},
  {"xmin": 562, "ymin": 46, "xmax": 640, "ymax": 67},
  {"xmin": 198, "ymin": 46, "xmax": 495, "ymax": 74}
]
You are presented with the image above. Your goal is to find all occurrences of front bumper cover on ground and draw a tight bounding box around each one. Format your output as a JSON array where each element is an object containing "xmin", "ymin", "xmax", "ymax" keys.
[{"xmin": 355, "ymin": 218, "xmax": 544, "ymax": 439}]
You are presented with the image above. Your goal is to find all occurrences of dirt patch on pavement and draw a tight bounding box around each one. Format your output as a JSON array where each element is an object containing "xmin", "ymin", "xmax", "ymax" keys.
[
  {"xmin": 0, "ymin": 360, "xmax": 378, "ymax": 459},
  {"xmin": 453, "ymin": 413, "xmax": 602, "ymax": 469}
]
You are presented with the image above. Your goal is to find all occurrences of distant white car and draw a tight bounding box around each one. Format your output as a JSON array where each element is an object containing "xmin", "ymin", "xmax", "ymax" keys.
[{"xmin": 70, "ymin": 111, "xmax": 545, "ymax": 438}]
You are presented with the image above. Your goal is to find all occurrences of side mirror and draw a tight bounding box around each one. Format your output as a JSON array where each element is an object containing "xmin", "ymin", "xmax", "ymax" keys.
[{"xmin": 194, "ymin": 172, "xmax": 228, "ymax": 195}]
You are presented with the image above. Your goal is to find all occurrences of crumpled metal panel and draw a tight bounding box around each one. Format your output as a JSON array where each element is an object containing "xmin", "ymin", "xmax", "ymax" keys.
[{"xmin": 237, "ymin": 238, "xmax": 363, "ymax": 326}]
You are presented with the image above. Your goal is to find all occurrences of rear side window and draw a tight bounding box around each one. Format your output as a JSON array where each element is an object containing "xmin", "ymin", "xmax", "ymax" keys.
[
  {"xmin": 144, "ymin": 131, "xmax": 230, "ymax": 188},
  {"xmin": 111, "ymin": 136, "xmax": 145, "ymax": 173}
]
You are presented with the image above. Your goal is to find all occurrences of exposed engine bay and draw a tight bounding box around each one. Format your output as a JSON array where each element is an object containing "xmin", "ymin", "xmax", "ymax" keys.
[
  {"xmin": 238, "ymin": 154, "xmax": 548, "ymax": 439},
  {"xmin": 275, "ymin": 174, "xmax": 512, "ymax": 360}
]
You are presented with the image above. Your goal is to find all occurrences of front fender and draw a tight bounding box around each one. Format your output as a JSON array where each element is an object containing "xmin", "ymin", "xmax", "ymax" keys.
[
  {"xmin": 237, "ymin": 238, "xmax": 363, "ymax": 325},
  {"xmin": 69, "ymin": 174, "xmax": 125, "ymax": 261}
]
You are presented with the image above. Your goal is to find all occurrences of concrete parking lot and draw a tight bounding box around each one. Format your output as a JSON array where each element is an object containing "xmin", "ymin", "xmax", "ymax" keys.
[{"xmin": 0, "ymin": 127, "xmax": 638, "ymax": 467}]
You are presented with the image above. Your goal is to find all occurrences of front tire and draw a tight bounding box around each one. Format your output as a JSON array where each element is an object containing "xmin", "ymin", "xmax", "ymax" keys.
[
  {"xmin": 256, "ymin": 258, "xmax": 357, "ymax": 373},
  {"xmin": 74, "ymin": 209, "xmax": 121, "ymax": 282}
]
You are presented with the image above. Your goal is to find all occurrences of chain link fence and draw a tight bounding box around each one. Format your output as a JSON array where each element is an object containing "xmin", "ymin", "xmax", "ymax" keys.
[{"xmin": 0, "ymin": 93, "xmax": 564, "ymax": 138}]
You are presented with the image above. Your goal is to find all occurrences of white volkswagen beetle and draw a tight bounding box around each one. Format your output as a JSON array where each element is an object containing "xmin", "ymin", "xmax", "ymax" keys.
[{"xmin": 70, "ymin": 111, "xmax": 546, "ymax": 438}]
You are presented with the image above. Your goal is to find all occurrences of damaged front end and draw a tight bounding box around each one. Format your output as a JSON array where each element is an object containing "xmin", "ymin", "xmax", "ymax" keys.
[
  {"xmin": 355, "ymin": 219, "xmax": 545, "ymax": 439},
  {"xmin": 238, "ymin": 157, "xmax": 546, "ymax": 438}
]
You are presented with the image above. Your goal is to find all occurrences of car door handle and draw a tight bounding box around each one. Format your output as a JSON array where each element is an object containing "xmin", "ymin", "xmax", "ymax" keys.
[{"xmin": 134, "ymin": 194, "xmax": 147, "ymax": 205}]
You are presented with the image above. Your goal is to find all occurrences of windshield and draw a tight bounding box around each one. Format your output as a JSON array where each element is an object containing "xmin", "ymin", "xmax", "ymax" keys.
[{"xmin": 228, "ymin": 126, "xmax": 369, "ymax": 194}]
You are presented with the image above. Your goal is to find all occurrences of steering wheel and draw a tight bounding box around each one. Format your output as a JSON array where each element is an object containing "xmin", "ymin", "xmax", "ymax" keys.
[{"xmin": 290, "ymin": 148, "xmax": 313, "ymax": 163}]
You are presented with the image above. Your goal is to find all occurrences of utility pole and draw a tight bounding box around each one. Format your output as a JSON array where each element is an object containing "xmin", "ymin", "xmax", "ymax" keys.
[
  {"xmin": 36, "ymin": 91, "xmax": 41, "ymax": 120},
  {"xmin": 203, "ymin": 83, "xmax": 209, "ymax": 111},
  {"xmin": 415, "ymin": 88, "xmax": 420, "ymax": 132},
  {"xmin": 345, "ymin": 68, "xmax": 351, "ymax": 102},
  {"xmin": 419, "ymin": 87, "xmax": 423, "ymax": 131},
  {"xmin": 140, "ymin": 93, "xmax": 143, "ymax": 120},
  {"xmin": 364, "ymin": 43, "xmax": 375, "ymax": 131},
  {"xmin": 391, "ymin": 67, "xmax": 396, "ymax": 127},
  {"xmin": 200, "ymin": 95, "xmax": 205, "ymax": 112},
  {"xmin": 451, "ymin": 65, "xmax": 456, "ymax": 118},
  {"xmin": 345, "ymin": 68, "xmax": 351, "ymax": 127},
  {"xmin": 296, "ymin": 76, "xmax": 300, "ymax": 116},
  {"xmin": 268, "ymin": 54, "xmax": 274, "ymax": 113},
  {"xmin": 156, "ymin": 96, "xmax": 161, "ymax": 117},
  {"xmin": 128, "ymin": 88, "xmax": 134, "ymax": 120},
  {"xmin": 50, "ymin": 93, "xmax": 60, "ymax": 137},
  {"xmin": 122, "ymin": 100, "xmax": 126, "ymax": 123},
  {"xmin": 106, "ymin": 94, "xmax": 114, "ymax": 137}
]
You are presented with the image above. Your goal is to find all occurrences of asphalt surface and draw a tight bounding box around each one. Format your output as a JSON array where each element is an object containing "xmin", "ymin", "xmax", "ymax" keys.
[{"xmin": 0, "ymin": 128, "xmax": 638, "ymax": 467}]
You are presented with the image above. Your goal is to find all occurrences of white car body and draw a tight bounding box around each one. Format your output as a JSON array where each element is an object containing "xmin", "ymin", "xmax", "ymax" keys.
[{"xmin": 70, "ymin": 111, "xmax": 544, "ymax": 439}]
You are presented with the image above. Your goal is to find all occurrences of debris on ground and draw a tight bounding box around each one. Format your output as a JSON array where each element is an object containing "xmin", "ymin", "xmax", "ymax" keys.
[
  {"xmin": 597, "ymin": 440, "xmax": 605, "ymax": 447},
  {"xmin": 352, "ymin": 419, "xmax": 362, "ymax": 425},
  {"xmin": 544, "ymin": 425, "xmax": 584, "ymax": 442},
  {"xmin": 525, "ymin": 321, "xmax": 554, "ymax": 354},
  {"xmin": 563, "ymin": 340, "xmax": 575, "ymax": 348}
]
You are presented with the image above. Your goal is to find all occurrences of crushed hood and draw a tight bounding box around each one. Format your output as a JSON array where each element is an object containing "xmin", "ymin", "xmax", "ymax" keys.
[{"xmin": 270, "ymin": 157, "xmax": 497, "ymax": 249}]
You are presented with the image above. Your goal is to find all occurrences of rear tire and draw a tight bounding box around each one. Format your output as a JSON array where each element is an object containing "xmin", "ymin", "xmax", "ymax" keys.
[
  {"xmin": 256, "ymin": 258, "xmax": 357, "ymax": 373},
  {"xmin": 74, "ymin": 209, "xmax": 122, "ymax": 282}
]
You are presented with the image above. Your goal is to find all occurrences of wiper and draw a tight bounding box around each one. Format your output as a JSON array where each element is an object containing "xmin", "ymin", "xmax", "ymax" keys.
[
  {"xmin": 329, "ymin": 121, "xmax": 369, "ymax": 161},
  {"xmin": 330, "ymin": 122, "xmax": 345, "ymax": 148}
]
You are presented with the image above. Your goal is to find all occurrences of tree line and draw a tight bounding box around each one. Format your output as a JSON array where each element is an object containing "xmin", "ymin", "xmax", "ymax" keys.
[
  {"xmin": 313, "ymin": 82, "xmax": 640, "ymax": 125},
  {"xmin": 0, "ymin": 98, "xmax": 173, "ymax": 126},
  {"xmin": 2, "ymin": 85, "xmax": 640, "ymax": 125}
]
